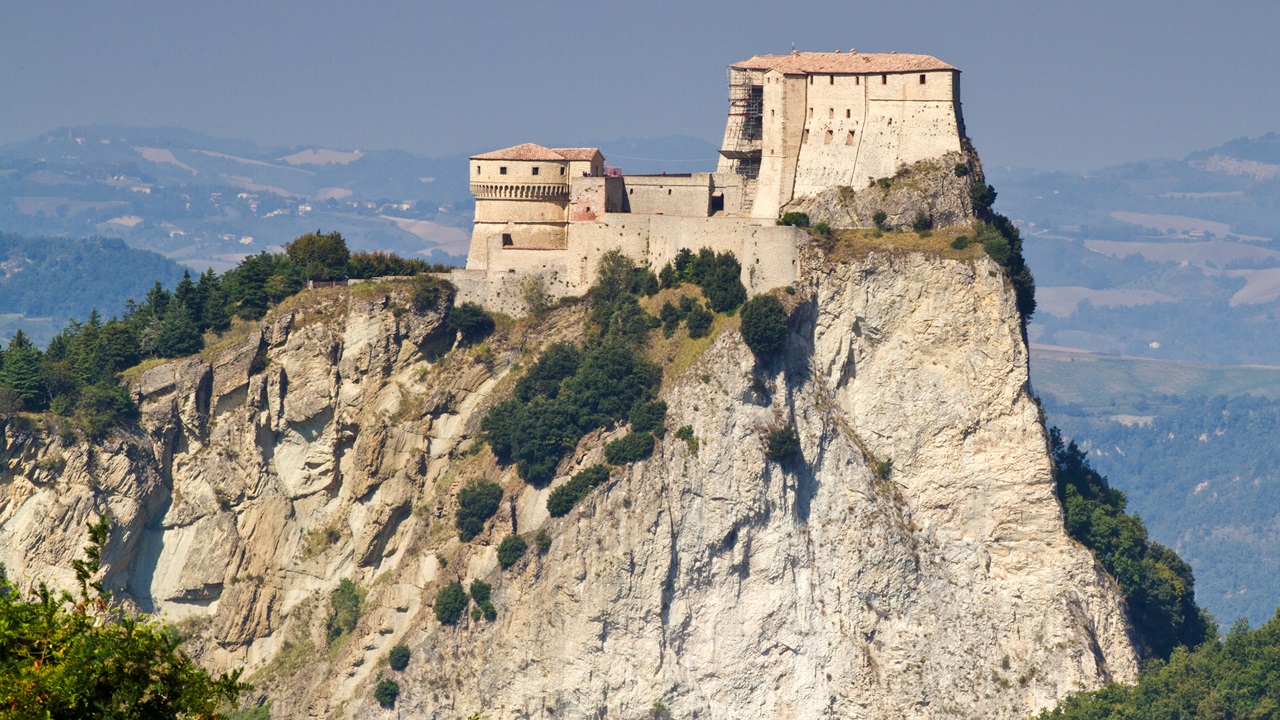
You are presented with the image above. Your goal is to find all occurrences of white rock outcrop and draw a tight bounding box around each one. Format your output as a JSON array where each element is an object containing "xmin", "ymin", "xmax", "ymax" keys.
[{"xmin": 0, "ymin": 254, "xmax": 1138, "ymax": 719}]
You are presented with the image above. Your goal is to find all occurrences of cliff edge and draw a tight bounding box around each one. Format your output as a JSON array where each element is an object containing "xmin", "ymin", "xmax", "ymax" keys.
[{"xmin": 0, "ymin": 247, "xmax": 1137, "ymax": 718}]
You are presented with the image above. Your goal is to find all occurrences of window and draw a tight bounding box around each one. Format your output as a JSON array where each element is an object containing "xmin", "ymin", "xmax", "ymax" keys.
[
  {"xmin": 532, "ymin": 166, "xmax": 539, "ymax": 176},
  {"xmin": 499, "ymin": 166, "xmax": 508, "ymax": 175},
  {"xmin": 881, "ymin": 74, "xmax": 887, "ymax": 85},
  {"xmin": 824, "ymin": 130, "xmax": 833, "ymax": 144},
  {"xmin": 845, "ymin": 130, "xmax": 855, "ymax": 145},
  {"xmin": 802, "ymin": 129, "xmax": 809, "ymax": 144},
  {"xmin": 855, "ymin": 76, "xmax": 860, "ymax": 85},
  {"xmin": 667, "ymin": 189, "xmax": 672, "ymax": 195},
  {"xmin": 846, "ymin": 109, "xmax": 851, "ymax": 118},
  {"xmin": 828, "ymin": 108, "xmax": 834, "ymax": 119},
  {"xmin": 919, "ymin": 74, "xmax": 927, "ymax": 84},
  {"xmin": 829, "ymin": 75, "xmax": 834, "ymax": 85},
  {"xmin": 560, "ymin": 167, "xmax": 565, "ymax": 175},
  {"xmin": 501, "ymin": 233, "xmax": 513, "ymax": 246},
  {"xmin": 809, "ymin": 75, "xmax": 813, "ymax": 85},
  {"xmin": 771, "ymin": 109, "xmax": 775, "ymax": 117},
  {"xmin": 475, "ymin": 165, "xmax": 481, "ymax": 175},
  {"xmin": 808, "ymin": 107, "xmax": 813, "ymax": 119}
]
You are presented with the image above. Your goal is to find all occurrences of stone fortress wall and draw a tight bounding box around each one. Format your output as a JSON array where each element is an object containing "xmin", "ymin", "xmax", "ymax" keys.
[{"xmin": 454, "ymin": 49, "xmax": 966, "ymax": 315}]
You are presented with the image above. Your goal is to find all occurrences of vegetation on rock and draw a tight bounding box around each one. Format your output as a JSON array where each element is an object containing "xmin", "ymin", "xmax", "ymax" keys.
[
  {"xmin": 387, "ymin": 644, "xmax": 410, "ymax": 672},
  {"xmin": 373, "ymin": 678, "xmax": 400, "ymax": 708},
  {"xmin": 604, "ymin": 431, "xmax": 655, "ymax": 465},
  {"xmin": 497, "ymin": 535, "xmax": 528, "ymax": 569},
  {"xmin": 739, "ymin": 294, "xmax": 788, "ymax": 362},
  {"xmin": 765, "ymin": 425, "xmax": 800, "ymax": 463},
  {"xmin": 325, "ymin": 578, "xmax": 363, "ymax": 645},
  {"xmin": 455, "ymin": 479, "xmax": 503, "ymax": 542},
  {"xmin": 433, "ymin": 581, "xmax": 468, "ymax": 625},
  {"xmin": 546, "ymin": 465, "xmax": 611, "ymax": 518}
]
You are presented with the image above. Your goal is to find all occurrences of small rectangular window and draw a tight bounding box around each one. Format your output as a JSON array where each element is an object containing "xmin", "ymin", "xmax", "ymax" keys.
[
  {"xmin": 809, "ymin": 75, "xmax": 814, "ymax": 85},
  {"xmin": 560, "ymin": 167, "xmax": 565, "ymax": 175},
  {"xmin": 475, "ymin": 165, "xmax": 481, "ymax": 175},
  {"xmin": 802, "ymin": 129, "xmax": 809, "ymax": 144},
  {"xmin": 501, "ymin": 233, "xmax": 513, "ymax": 246},
  {"xmin": 829, "ymin": 75, "xmax": 834, "ymax": 85},
  {"xmin": 846, "ymin": 109, "xmax": 851, "ymax": 118},
  {"xmin": 855, "ymin": 76, "xmax": 860, "ymax": 85},
  {"xmin": 828, "ymin": 108, "xmax": 834, "ymax": 119},
  {"xmin": 920, "ymin": 74, "xmax": 927, "ymax": 84},
  {"xmin": 881, "ymin": 74, "xmax": 887, "ymax": 85},
  {"xmin": 846, "ymin": 130, "xmax": 855, "ymax": 145},
  {"xmin": 532, "ymin": 166, "xmax": 540, "ymax": 176},
  {"xmin": 808, "ymin": 107, "xmax": 813, "ymax": 119},
  {"xmin": 824, "ymin": 130, "xmax": 833, "ymax": 145},
  {"xmin": 499, "ymin": 166, "xmax": 507, "ymax": 175}
]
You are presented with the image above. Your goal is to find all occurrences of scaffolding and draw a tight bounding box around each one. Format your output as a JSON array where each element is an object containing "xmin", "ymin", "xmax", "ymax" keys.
[{"xmin": 721, "ymin": 68, "xmax": 763, "ymax": 178}]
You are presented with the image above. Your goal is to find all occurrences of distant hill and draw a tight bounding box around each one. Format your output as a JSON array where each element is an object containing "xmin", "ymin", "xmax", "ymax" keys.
[
  {"xmin": 0, "ymin": 127, "xmax": 721, "ymax": 275},
  {"xmin": 990, "ymin": 133, "xmax": 1280, "ymax": 366},
  {"xmin": 0, "ymin": 232, "xmax": 187, "ymax": 346}
]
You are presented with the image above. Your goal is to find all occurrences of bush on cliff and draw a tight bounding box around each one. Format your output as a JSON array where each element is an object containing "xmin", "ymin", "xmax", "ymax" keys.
[
  {"xmin": 497, "ymin": 535, "xmax": 528, "ymax": 569},
  {"xmin": 325, "ymin": 578, "xmax": 364, "ymax": 645},
  {"xmin": 739, "ymin": 294, "xmax": 788, "ymax": 362},
  {"xmin": 765, "ymin": 425, "xmax": 800, "ymax": 463},
  {"xmin": 433, "ymin": 581, "xmax": 468, "ymax": 625},
  {"xmin": 445, "ymin": 302, "xmax": 496, "ymax": 346},
  {"xmin": 546, "ymin": 465, "xmax": 612, "ymax": 517},
  {"xmin": 604, "ymin": 431, "xmax": 655, "ymax": 465},
  {"xmin": 387, "ymin": 644, "xmax": 411, "ymax": 672},
  {"xmin": 657, "ymin": 248, "xmax": 748, "ymax": 314},
  {"xmin": 455, "ymin": 479, "xmax": 503, "ymax": 541}
]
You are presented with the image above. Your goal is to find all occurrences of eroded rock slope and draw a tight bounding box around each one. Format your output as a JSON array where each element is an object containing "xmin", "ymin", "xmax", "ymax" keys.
[{"xmin": 0, "ymin": 253, "xmax": 1137, "ymax": 719}]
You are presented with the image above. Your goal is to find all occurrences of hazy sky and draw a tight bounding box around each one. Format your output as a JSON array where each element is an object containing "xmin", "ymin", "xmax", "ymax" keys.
[{"xmin": 4, "ymin": 1, "xmax": 1277, "ymax": 171}]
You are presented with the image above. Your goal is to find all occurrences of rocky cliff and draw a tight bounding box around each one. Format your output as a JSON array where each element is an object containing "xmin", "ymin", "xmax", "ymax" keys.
[{"xmin": 0, "ymin": 249, "xmax": 1138, "ymax": 719}]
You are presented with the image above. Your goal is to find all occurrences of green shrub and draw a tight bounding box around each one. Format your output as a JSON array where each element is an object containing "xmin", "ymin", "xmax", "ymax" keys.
[
  {"xmin": 411, "ymin": 274, "xmax": 455, "ymax": 313},
  {"xmin": 469, "ymin": 579, "xmax": 491, "ymax": 603},
  {"xmin": 630, "ymin": 399, "xmax": 667, "ymax": 436},
  {"xmin": 534, "ymin": 528, "xmax": 552, "ymax": 553},
  {"xmin": 980, "ymin": 229, "xmax": 1012, "ymax": 265},
  {"xmin": 954, "ymin": 163, "xmax": 970, "ymax": 177},
  {"xmin": 777, "ymin": 212, "xmax": 810, "ymax": 227},
  {"xmin": 911, "ymin": 212, "xmax": 933, "ymax": 232},
  {"xmin": 950, "ymin": 235, "xmax": 970, "ymax": 249},
  {"xmin": 480, "ymin": 600, "xmax": 497, "ymax": 621},
  {"xmin": 765, "ymin": 425, "xmax": 800, "ymax": 463},
  {"xmin": 685, "ymin": 305, "xmax": 713, "ymax": 339},
  {"xmin": 872, "ymin": 210, "xmax": 888, "ymax": 230},
  {"xmin": 387, "ymin": 644, "xmax": 410, "ymax": 672},
  {"xmin": 605, "ymin": 431, "xmax": 656, "ymax": 465},
  {"xmin": 471, "ymin": 606, "xmax": 482, "ymax": 622},
  {"xmin": 876, "ymin": 177, "xmax": 892, "ymax": 190},
  {"xmin": 739, "ymin": 294, "xmax": 788, "ymax": 361},
  {"xmin": 514, "ymin": 342, "xmax": 581, "ymax": 402},
  {"xmin": 547, "ymin": 464, "xmax": 611, "ymax": 517},
  {"xmin": 433, "ymin": 581, "xmax": 468, "ymax": 625},
  {"xmin": 970, "ymin": 182, "xmax": 997, "ymax": 216},
  {"xmin": 700, "ymin": 254, "xmax": 747, "ymax": 314},
  {"xmin": 446, "ymin": 302, "xmax": 496, "ymax": 346},
  {"xmin": 497, "ymin": 535, "xmax": 528, "ymax": 569},
  {"xmin": 325, "ymin": 578, "xmax": 363, "ymax": 645},
  {"xmin": 674, "ymin": 425, "xmax": 699, "ymax": 454},
  {"xmin": 373, "ymin": 678, "xmax": 400, "ymax": 708},
  {"xmin": 455, "ymin": 479, "xmax": 503, "ymax": 541}
]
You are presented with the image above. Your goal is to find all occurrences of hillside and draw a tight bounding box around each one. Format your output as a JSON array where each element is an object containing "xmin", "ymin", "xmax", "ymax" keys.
[
  {"xmin": 0, "ymin": 245, "xmax": 1142, "ymax": 719},
  {"xmin": 0, "ymin": 232, "xmax": 188, "ymax": 346}
]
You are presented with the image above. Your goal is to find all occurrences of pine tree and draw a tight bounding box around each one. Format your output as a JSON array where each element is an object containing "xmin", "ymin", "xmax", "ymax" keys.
[
  {"xmin": 0, "ymin": 330, "xmax": 46, "ymax": 410},
  {"xmin": 158, "ymin": 303, "xmax": 203, "ymax": 358}
]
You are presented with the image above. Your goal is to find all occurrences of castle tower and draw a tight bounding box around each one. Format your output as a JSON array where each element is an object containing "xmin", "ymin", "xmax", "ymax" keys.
[
  {"xmin": 716, "ymin": 51, "xmax": 965, "ymax": 219},
  {"xmin": 466, "ymin": 143, "xmax": 603, "ymax": 270}
]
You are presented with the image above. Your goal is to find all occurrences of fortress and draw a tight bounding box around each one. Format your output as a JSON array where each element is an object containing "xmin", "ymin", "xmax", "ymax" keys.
[{"xmin": 452, "ymin": 50, "xmax": 967, "ymax": 312}]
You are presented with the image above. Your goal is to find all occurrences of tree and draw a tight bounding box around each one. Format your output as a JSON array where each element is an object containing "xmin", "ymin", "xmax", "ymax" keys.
[
  {"xmin": 373, "ymin": 678, "xmax": 399, "ymax": 708},
  {"xmin": 1, "ymin": 331, "xmax": 46, "ymax": 411},
  {"xmin": 445, "ymin": 302, "xmax": 495, "ymax": 346},
  {"xmin": 157, "ymin": 302, "xmax": 203, "ymax": 358},
  {"xmin": 433, "ymin": 581, "xmax": 468, "ymax": 625},
  {"xmin": 0, "ymin": 517, "xmax": 248, "ymax": 717},
  {"xmin": 325, "ymin": 578, "xmax": 363, "ymax": 645},
  {"xmin": 739, "ymin": 294, "xmax": 788, "ymax": 361},
  {"xmin": 387, "ymin": 645, "xmax": 410, "ymax": 672},
  {"xmin": 765, "ymin": 425, "xmax": 800, "ymax": 462},
  {"xmin": 497, "ymin": 535, "xmax": 528, "ymax": 569},
  {"xmin": 455, "ymin": 479, "xmax": 503, "ymax": 541},
  {"xmin": 284, "ymin": 231, "xmax": 350, "ymax": 281}
]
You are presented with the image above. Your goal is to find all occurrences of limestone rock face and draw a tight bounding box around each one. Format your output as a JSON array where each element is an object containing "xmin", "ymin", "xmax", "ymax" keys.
[
  {"xmin": 0, "ymin": 261, "xmax": 1138, "ymax": 719},
  {"xmin": 784, "ymin": 148, "xmax": 983, "ymax": 231}
]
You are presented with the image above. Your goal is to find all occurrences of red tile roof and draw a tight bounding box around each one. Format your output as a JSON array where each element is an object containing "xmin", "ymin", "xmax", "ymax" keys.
[
  {"xmin": 552, "ymin": 147, "xmax": 602, "ymax": 161},
  {"xmin": 732, "ymin": 51, "xmax": 957, "ymax": 75},
  {"xmin": 471, "ymin": 143, "xmax": 602, "ymax": 162}
]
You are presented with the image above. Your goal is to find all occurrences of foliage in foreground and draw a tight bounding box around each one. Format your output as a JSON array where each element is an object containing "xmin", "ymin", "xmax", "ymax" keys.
[
  {"xmin": 1050, "ymin": 429, "xmax": 1214, "ymax": 660},
  {"xmin": 1040, "ymin": 611, "xmax": 1280, "ymax": 720},
  {"xmin": 0, "ymin": 517, "xmax": 248, "ymax": 718}
]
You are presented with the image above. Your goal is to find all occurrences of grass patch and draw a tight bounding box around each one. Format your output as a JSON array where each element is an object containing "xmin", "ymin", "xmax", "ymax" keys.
[
  {"xmin": 818, "ymin": 225, "xmax": 984, "ymax": 264},
  {"xmin": 640, "ymin": 286, "xmax": 739, "ymax": 389}
]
